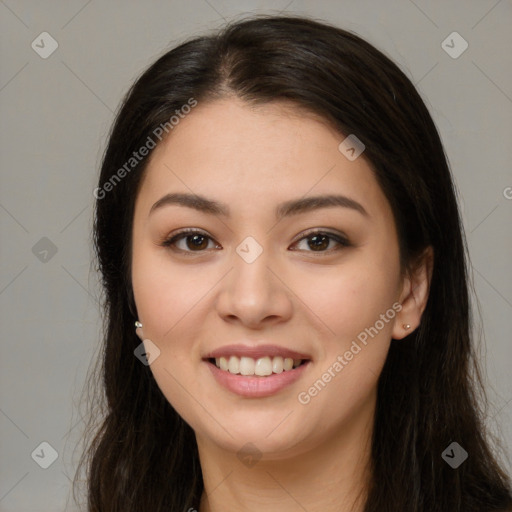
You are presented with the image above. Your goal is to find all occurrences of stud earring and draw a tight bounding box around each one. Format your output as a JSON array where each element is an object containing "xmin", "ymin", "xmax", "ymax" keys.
[
  {"xmin": 403, "ymin": 324, "xmax": 411, "ymax": 330},
  {"xmin": 135, "ymin": 321, "xmax": 142, "ymax": 329}
]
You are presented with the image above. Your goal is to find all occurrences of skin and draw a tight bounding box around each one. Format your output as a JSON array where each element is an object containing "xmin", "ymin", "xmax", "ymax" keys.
[{"xmin": 131, "ymin": 97, "xmax": 432, "ymax": 512}]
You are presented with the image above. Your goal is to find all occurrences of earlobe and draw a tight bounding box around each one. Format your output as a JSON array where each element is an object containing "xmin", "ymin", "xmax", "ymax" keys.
[
  {"xmin": 392, "ymin": 246, "xmax": 434, "ymax": 340},
  {"xmin": 135, "ymin": 320, "xmax": 144, "ymax": 341}
]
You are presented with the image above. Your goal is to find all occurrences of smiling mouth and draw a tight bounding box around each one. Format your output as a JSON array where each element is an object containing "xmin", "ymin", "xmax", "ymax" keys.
[{"xmin": 207, "ymin": 356, "xmax": 308, "ymax": 377}]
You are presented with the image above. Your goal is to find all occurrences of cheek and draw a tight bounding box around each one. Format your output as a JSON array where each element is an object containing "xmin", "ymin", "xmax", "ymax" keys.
[
  {"xmin": 132, "ymin": 244, "xmax": 209, "ymax": 340},
  {"xmin": 290, "ymin": 253, "xmax": 400, "ymax": 413},
  {"xmin": 295, "ymin": 255, "xmax": 400, "ymax": 347},
  {"xmin": 131, "ymin": 247, "xmax": 213, "ymax": 427}
]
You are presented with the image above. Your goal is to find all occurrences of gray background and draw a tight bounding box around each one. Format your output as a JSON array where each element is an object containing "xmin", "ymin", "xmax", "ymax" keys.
[{"xmin": 1, "ymin": 0, "xmax": 511, "ymax": 510}]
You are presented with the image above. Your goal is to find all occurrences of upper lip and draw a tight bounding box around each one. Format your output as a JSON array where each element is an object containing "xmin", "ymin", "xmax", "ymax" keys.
[{"xmin": 204, "ymin": 344, "xmax": 311, "ymax": 361}]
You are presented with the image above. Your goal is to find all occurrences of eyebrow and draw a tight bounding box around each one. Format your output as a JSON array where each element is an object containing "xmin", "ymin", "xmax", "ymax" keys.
[{"xmin": 149, "ymin": 192, "xmax": 369, "ymax": 219}]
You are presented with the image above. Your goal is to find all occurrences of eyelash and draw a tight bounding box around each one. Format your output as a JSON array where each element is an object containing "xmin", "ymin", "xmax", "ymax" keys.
[{"xmin": 160, "ymin": 228, "xmax": 351, "ymax": 255}]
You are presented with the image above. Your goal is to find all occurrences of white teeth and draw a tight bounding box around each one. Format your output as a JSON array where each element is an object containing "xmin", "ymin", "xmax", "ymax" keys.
[
  {"xmin": 239, "ymin": 357, "xmax": 255, "ymax": 376},
  {"xmin": 228, "ymin": 356, "xmax": 239, "ymax": 374},
  {"xmin": 272, "ymin": 356, "xmax": 284, "ymax": 373},
  {"xmin": 214, "ymin": 355, "xmax": 304, "ymax": 376},
  {"xmin": 255, "ymin": 356, "xmax": 272, "ymax": 376}
]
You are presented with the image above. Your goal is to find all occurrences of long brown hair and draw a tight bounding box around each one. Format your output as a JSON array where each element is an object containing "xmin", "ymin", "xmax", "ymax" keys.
[{"xmin": 74, "ymin": 14, "xmax": 512, "ymax": 511}]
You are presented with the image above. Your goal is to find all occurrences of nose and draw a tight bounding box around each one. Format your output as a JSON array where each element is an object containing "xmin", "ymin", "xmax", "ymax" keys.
[{"xmin": 215, "ymin": 245, "xmax": 293, "ymax": 329}]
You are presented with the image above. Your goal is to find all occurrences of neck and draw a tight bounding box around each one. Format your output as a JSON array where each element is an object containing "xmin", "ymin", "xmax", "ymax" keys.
[{"xmin": 197, "ymin": 396, "xmax": 374, "ymax": 512}]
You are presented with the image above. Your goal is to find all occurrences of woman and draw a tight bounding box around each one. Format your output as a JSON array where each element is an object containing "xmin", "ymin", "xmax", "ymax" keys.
[{"xmin": 75, "ymin": 14, "xmax": 512, "ymax": 512}]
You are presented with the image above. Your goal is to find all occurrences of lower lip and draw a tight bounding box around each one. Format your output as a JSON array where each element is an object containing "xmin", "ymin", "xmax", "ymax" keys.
[{"xmin": 206, "ymin": 360, "xmax": 311, "ymax": 398}]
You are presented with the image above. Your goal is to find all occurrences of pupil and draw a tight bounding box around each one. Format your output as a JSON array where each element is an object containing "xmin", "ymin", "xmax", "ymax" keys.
[
  {"xmin": 188, "ymin": 235, "xmax": 207, "ymax": 250},
  {"xmin": 309, "ymin": 234, "xmax": 328, "ymax": 251}
]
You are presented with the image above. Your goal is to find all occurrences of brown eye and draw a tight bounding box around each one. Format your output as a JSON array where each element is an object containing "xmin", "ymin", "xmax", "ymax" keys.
[
  {"xmin": 161, "ymin": 230, "xmax": 220, "ymax": 253},
  {"xmin": 306, "ymin": 233, "xmax": 330, "ymax": 251},
  {"xmin": 291, "ymin": 230, "xmax": 350, "ymax": 253},
  {"xmin": 183, "ymin": 233, "xmax": 209, "ymax": 251}
]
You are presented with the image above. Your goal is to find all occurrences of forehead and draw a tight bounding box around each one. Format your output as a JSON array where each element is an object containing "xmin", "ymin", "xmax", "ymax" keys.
[{"xmin": 137, "ymin": 98, "xmax": 390, "ymax": 221}]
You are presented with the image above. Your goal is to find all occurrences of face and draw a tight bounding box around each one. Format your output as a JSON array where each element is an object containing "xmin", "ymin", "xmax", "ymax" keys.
[{"xmin": 131, "ymin": 97, "xmax": 406, "ymax": 459}]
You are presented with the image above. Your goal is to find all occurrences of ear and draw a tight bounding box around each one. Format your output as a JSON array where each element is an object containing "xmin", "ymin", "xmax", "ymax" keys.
[
  {"xmin": 392, "ymin": 246, "xmax": 434, "ymax": 340},
  {"xmin": 135, "ymin": 323, "xmax": 145, "ymax": 341}
]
